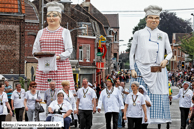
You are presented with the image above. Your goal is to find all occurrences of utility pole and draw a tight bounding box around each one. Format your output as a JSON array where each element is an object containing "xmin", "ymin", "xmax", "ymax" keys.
[{"xmin": 39, "ymin": 0, "xmax": 42, "ymax": 29}]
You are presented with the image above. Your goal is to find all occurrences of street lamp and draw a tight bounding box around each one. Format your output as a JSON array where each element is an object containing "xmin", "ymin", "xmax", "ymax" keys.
[
  {"xmin": 70, "ymin": 26, "xmax": 87, "ymax": 32},
  {"xmin": 191, "ymin": 13, "xmax": 194, "ymax": 31}
]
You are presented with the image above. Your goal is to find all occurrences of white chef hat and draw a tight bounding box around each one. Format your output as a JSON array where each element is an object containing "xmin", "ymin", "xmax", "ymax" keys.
[
  {"xmin": 144, "ymin": 5, "xmax": 162, "ymax": 16},
  {"xmin": 182, "ymin": 81, "xmax": 190, "ymax": 87},
  {"xmin": 46, "ymin": 1, "xmax": 64, "ymax": 13}
]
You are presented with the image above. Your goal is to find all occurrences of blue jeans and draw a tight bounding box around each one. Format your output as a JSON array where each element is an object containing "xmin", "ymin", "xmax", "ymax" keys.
[
  {"xmin": 46, "ymin": 116, "xmax": 71, "ymax": 129},
  {"xmin": 118, "ymin": 110, "xmax": 122, "ymax": 128}
]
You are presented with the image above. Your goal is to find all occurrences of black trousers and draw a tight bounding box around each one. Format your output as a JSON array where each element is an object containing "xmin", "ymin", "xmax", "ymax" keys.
[
  {"xmin": 15, "ymin": 107, "xmax": 24, "ymax": 121},
  {"xmin": 0, "ymin": 115, "xmax": 6, "ymax": 129},
  {"xmin": 141, "ymin": 124, "xmax": 148, "ymax": 129},
  {"xmin": 128, "ymin": 117, "xmax": 142, "ymax": 129},
  {"xmin": 180, "ymin": 107, "xmax": 190, "ymax": 128},
  {"xmin": 79, "ymin": 110, "xmax": 93, "ymax": 129},
  {"xmin": 105, "ymin": 112, "xmax": 118, "ymax": 129}
]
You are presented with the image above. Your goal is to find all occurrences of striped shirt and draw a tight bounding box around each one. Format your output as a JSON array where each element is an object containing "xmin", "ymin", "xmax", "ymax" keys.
[{"xmin": 4, "ymin": 85, "xmax": 13, "ymax": 99}]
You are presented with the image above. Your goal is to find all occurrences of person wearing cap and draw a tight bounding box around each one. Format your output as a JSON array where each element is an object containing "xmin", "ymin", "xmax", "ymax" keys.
[
  {"xmin": 46, "ymin": 92, "xmax": 72, "ymax": 129},
  {"xmin": 76, "ymin": 78, "xmax": 96, "ymax": 129},
  {"xmin": 170, "ymin": 81, "xmax": 193, "ymax": 129},
  {"xmin": 129, "ymin": 5, "xmax": 172, "ymax": 126},
  {"xmin": 139, "ymin": 85, "xmax": 152, "ymax": 129},
  {"xmin": 123, "ymin": 81, "xmax": 147, "ymax": 129},
  {"xmin": 32, "ymin": 1, "xmax": 74, "ymax": 91},
  {"xmin": 97, "ymin": 77, "xmax": 124, "ymax": 129}
]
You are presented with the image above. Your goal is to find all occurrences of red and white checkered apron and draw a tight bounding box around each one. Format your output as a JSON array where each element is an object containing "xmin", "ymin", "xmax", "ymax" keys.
[{"xmin": 35, "ymin": 27, "xmax": 75, "ymax": 91}]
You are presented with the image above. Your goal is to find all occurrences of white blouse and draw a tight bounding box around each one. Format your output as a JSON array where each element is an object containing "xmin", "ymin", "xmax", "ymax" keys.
[
  {"xmin": 125, "ymin": 92, "xmax": 145, "ymax": 118},
  {"xmin": 32, "ymin": 27, "xmax": 73, "ymax": 61},
  {"xmin": 0, "ymin": 92, "xmax": 8, "ymax": 115}
]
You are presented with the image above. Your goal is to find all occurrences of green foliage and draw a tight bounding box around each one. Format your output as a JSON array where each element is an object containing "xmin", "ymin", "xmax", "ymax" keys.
[
  {"xmin": 180, "ymin": 34, "xmax": 194, "ymax": 60},
  {"xmin": 19, "ymin": 77, "xmax": 30, "ymax": 90}
]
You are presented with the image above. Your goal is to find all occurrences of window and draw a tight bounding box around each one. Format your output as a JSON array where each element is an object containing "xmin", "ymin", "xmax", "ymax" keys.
[
  {"xmin": 79, "ymin": 46, "xmax": 83, "ymax": 61},
  {"xmin": 114, "ymin": 32, "xmax": 117, "ymax": 42},
  {"xmin": 82, "ymin": 24, "xmax": 88, "ymax": 36},
  {"xmin": 86, "ymin": 45, "xmax": 90, "ymax": 62}
]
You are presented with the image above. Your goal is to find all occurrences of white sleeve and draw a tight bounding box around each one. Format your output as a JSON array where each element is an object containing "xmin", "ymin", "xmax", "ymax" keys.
[
  {"xmin": 59, "ymin": 29, "xmax": 73, "ymax": 61},
  {"xmin": 24, "ymin": 92, "xmax": 28, "ymax": 99},
  {"xmin": 77, "ymin": 89, "xmax": 81, "ymax": 99},
  {"xmin": 164, "ymin": 33, "xmax": 172, "ymax": 61},
  {"xmin": 32, "ymin": 30, "xmax": 43, "ymax": 55},
  {"xmin": 97, "ymin": 91, "xmax": 103, "ymax": 109},
  {"xmin": 4, "ymin": 93, "xmax": 8, "ymax": 102},
  {"xmin": 130, "ymin": 31, "xmax": 138, "ymax": 70},
  {"xmin": 11, "ymin": 92, "xmax": 14, "ymax": 100},
  {"xmin": 125, "ymin": 95, "xmax": 129, "ymax": 104},
  {"xmin": 118, "ymin": 91, "xmax": 124, "ymax": 109},
  {"xmin": 172, "ymin": 89, "xmax": 181, "ymax": 100}
]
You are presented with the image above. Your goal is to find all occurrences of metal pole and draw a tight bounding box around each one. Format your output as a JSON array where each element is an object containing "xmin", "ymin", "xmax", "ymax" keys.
[{"xmin": 42, "ymin": 0, "xmax": 44, "ymax": 29}]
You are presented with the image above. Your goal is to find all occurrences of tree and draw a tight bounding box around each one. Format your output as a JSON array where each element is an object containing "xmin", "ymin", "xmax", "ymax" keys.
[
  {"xmin": 126, "ymin": 11, "xmax": 193, "ymax": 51},
  {"xmin": 180, "ymin": 34, "xmax": 194, "ymax": 60}
]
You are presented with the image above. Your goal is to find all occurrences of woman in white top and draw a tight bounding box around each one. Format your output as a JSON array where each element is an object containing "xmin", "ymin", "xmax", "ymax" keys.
[
  {"xmin": 123, "ymin": 81, "xmax": 147, "ymax": 129},
  {"xmin": 46, "ymin": 92, "xmax": 72, "ymax": 129},
  {"xmin": 0, "ymin": 83, "xmax": 12, "ymax": 129},
  {"xmin": 24, "ymin": 81, "xmax": 42, "ymax": 122},
  {"xmin": 139, "ymin": 85, "xmax": 152, "ymax": 129}
]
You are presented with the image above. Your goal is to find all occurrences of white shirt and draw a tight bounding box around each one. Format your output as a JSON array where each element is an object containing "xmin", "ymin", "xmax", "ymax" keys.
[
  {"xmin": 77, "ymin": 86, "xmax": 96, "ymax": 110},
  {"xmin": 142, "ymin": 94, "xmax": 151, "ymax": 124},
  {"xmin": 125, "ymin": 92, "xmax": 146, "ymax": 118},
  {"xmin": 172, "ymin": 88, "xmax": 193, "ymax": 108},
  {"xmin": 32, "ymin": 27, "xmax": 73, "ymax": 61},
  {"xmin": 97, "ymin": 87, "xmax": 124, "ymax": 113},
  {"xmin": 122, "ymin": 88, "xmax": 129, "ymax": 103},
  {"xmin": 58, "ymin": 89, "xmax": 76, "ymax": 111},
  {"xmin": 49, "ymin": 100, "xmax": 72, "ymax": 118},
  {"xmin": 25, "ymin": 91, "xmax": 42, "ymax": 110},
  {"xmin": 130, "ymin": 26, "xmax": 172, "ymax": 94},
  {"xmin": 115, "ymin": 86, "xmax": 123, "ymax": 95},
  {"xmin": 0, "ymin": 92, "xmax": 8, "ymax": 115},
  {"xmin": 11, "ymin": 89, "xmax": 26, "ymax": 109}
]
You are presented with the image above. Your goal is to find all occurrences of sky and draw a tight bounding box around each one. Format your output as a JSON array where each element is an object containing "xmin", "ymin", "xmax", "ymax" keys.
[{"xmin": 70, "ymin": 0, "xmax": 194, "ymax": 53}]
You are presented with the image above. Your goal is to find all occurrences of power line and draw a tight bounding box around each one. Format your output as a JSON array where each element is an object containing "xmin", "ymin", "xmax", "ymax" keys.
[{"xmin": 101, "ymin": 8, "xmax": 194, "ymax": 13}]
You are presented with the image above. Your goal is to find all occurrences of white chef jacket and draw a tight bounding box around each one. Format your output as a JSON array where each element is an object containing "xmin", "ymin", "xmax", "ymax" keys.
[
  {"xmin": 0, "ymin": 92, "xmax": 8, "ymax": 115},
  {"xmin": 125, "ymin": 92, "xmax": 146, "ymax": 118},
  {"xmin": 130, "ymin": 26, "xmax": 172, "ymax": 94},
  {"xmin": 58, "ymin": 89, "xmax": 76, "ymax": 111},
  {"xmin": 48, "ymin": 100, "xmax": 72, "ymax": 118},
  {"xmin": 172, "ymin": 88, "xmax": 193, "ymax": 108},
  {"xmin": 97, "ymin": 87, "xmax": 124, "ymax": 113},
  {"xmin": 77, "ymin": 86, "xmax": 96, "ymax": 110},
  {"xmin": 32, "ymin": 27, "xmax": 73, "ymax": 61},
  {"xmin": 115, "ymin": 86, "xmax": 123, "ymax": 94},
  {"xmin": 122, "ymin": 88, "xmax": 129, "ymax": 103},
  {"xmin": 11, "ymin": 89, "xmax": 26, "ymax": 109}
]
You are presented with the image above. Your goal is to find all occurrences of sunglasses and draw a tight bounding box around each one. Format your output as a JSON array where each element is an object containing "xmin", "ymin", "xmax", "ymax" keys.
[{"xmin": 31, "ymin": 86, "xmax": 37, "ymax": 88}]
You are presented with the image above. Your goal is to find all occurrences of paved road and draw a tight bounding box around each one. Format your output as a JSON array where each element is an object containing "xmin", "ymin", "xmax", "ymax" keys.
[{"xmin": 71, "ymin": 84, "xmax": 181, "ymax": 129}]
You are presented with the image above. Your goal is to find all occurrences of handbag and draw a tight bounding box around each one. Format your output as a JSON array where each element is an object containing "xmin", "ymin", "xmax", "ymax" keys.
[
  {"xmin": 2, "ymin": 104, "xmax": 8, "ymax": 115},
  {"xmin": 35, "ymin": 91, "xmax": 44, "ymax": 113}
]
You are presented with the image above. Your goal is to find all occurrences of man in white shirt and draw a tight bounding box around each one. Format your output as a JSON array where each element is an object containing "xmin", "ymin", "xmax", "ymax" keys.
[
  {"xmin": 170, "ymin": 82, "xmax": 193, "ymax": 129},
  {"xmin": 114, "ymin": 79, "xmax": 123, "ymax": 128},
  {"xmin": 97, "ymin": 77, "xmax": 124, "ymax": 129},
  {"xmin": 129, "ymin": 5, "xmax": 172, "ymax": 126},
  {"xmin": 44, "ymin": 81, "xmax": 59, "ymax": 115},
  {"xmin": 76, "ymin": 78, "xmax": 96, "ymax": 129},
  {"xmin": 11, "ymin": 83, "xmax": 26, "ymax": 121}
]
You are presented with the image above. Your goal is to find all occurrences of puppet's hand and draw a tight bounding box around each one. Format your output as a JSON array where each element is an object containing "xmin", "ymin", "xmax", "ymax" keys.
[{"xmin": 160, "ymin": 59, "xmax": 168, "ymax": 68}]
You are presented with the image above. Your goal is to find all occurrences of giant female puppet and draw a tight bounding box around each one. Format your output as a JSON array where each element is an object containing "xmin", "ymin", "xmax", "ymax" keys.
[
  {"xmin": 32, "ymin": 1, "xmax": 74, "ymax": 91},
  {"xmin": 129, "ymin": 5, "xmax": 172, "ymax": 128}
]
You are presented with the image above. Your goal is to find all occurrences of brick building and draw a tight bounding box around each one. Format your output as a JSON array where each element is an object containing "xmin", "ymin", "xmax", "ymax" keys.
[
  {"xmin": 170, "ymin": 33, "xmax": 192, "ymax": 71},
  {"xmin": 0, "ymin": 0, "xmax": 25, "ymax": 78}
]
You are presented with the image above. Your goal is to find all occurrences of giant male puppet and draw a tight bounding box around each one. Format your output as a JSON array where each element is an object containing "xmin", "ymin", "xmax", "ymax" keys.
[{"xmin": 129, "ymin": 5, "xmax": 172, "ymax": 127}]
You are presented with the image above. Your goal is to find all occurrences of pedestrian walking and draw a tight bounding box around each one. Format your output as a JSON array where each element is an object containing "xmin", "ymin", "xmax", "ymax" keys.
[
  {"xmin": 0, "ymin": 83, "xmax": 12, "ymax": 129},
  {"xmin": 76, "ymin": 78, "xmax": 96, "ymax": 129},
  {"xmin": 97, "ymin": 77, "xmax": 124, "ymax": 129},
  {"xmin": 139, "ymin": 85, "xmax": 151, "ymax": 129},
  {"xmin": 44, "ymin": 81, "xmax": 59, "ymax": 116},
  {"xmin": 24, "ymin": 81, "xmax": 42, "ymax": 122},
  {"xmin": 170, "ymin": 81, "xmax": 193, "ymax": 129},
  {"xmin": 123, "ymin": 81, "xmax": 147, "ymax": 129},
  {"xmin": 11, "ymin": 83, "xmax": 25, "ymax": 121}
]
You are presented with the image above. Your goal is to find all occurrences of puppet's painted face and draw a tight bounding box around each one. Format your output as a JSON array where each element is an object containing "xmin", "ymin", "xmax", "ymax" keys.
[
  {"xmin": 146, "ymin": 15, "xmax": 160, "ymax": 30},
  {"xmin": 47, "ymin": 11, "xmax": 61, "ymax": 26}
]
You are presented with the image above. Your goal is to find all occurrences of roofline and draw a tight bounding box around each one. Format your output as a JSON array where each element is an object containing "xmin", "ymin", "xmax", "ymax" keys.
[{"xmin": 0, "ymin": 13, "xmax": 25, "ymax": 17}]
